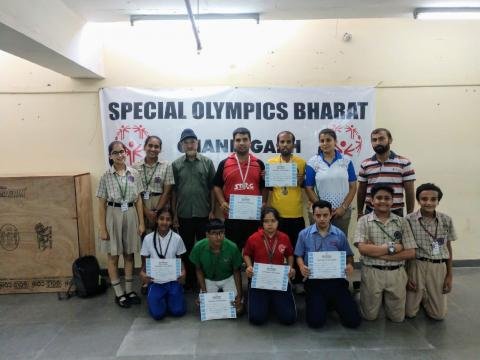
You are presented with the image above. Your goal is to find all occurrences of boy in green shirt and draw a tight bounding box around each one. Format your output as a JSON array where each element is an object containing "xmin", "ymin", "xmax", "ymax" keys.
[{"xmin": 189, "ymin": 219, "xmax": 243, "ymax": 313}]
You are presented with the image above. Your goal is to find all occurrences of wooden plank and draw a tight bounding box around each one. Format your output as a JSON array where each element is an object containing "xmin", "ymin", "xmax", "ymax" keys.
[
  {"xmin": 0, "ymin": 176, "xmax": 80, "ymax": 293},
  {"xmin": 74, "ymin": 173, "xmax": 95, "ymax": 256}
]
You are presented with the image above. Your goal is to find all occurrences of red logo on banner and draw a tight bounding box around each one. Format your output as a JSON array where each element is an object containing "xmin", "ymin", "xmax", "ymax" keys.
[
  {"xmin": 329, "ymin": 123, "xmax": 363, "ymax": 157},
  {"xmin": 114, "ymin": 124, "xmax": 150, "ymax": 165}
]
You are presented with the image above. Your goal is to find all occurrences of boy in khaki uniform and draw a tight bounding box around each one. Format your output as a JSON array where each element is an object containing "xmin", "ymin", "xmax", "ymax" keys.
[
  {"xmin": 354, "ymin": 184, "xmax": 417, "ymax": 322},
  {"xmin": 405, "ymin": 183, "xmax": 457, "ymax": 320}
]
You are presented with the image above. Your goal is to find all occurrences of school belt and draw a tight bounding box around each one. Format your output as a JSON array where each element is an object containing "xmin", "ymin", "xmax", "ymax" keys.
[
  {"xmin": 107, "ymin": 201, "xmax": 134, "ymax": 208},
  {"xmin": 141, "ymin": 192, "xmax": 162, "ymax": 196},
  {"xmin": 367, "ymin": 264, "xmax": 403, "ymax": 271},
  {"xmin": 417, "ymin": 257, "xmax": 447, "ymax": 264}
]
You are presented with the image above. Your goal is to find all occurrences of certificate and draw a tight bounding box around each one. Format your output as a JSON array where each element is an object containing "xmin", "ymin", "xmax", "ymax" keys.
[
  {"xmin": 146, "ymin": 258, "xmax": 181, "ymax": 283},
  {"xmin": 199, "ymin": 291, "xmax": 237, "ymax": 321},
  {"xmin": 265, "ymin": 163, "xmax": 297, "ymax": 187},
  {"xmin": 228, "ymin": 194, "xmax": 262, "ymax": 220},
  {"xmin": 251, "ymin": 263, "xmax": 289, "ymax": 291},
  {"xmin": 308, "ymin": 251, "xmax": 346, "ymax": 279}
]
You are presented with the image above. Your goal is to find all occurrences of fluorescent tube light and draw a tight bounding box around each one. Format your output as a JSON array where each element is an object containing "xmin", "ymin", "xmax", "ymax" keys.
[
  {"xmin": 130, "ymin": 13, "xmax": 260, "ymax": 26},
  {"xmin": 414, "ymin": 7, "xmax": 480, "ymax": 20}
]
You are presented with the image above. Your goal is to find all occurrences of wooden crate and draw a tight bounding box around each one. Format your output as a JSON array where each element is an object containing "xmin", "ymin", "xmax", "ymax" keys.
[{"xmin": 0, "ymin": 173, "xmax": 95, "ymax": 294}]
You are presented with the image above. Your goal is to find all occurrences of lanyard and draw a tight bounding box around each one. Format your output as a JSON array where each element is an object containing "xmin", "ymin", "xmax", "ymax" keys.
[
  {"xmin": 142, "ymin": 162, "xmax": 159, "ymax": 190},
  {"xmin": 263, "ymin": 233, "xmax": 278, "ymax": 264},
  {"xmin": 235, "ymin": 153, "xmax": 251, "ymax": 187},
  {"xmin": 153, "ymin": 230, "xmax": 173, "ymax": 259},
  {"xmin": 419, "ymin": 217, "xmax": 439, "ymax": 241},
  {"xmin": 114, "ymin": 173, "xmax": 128, "ymax": 201},
  {"xmin": 373, "ymin": 221, "xmax": 398, "ymax": 242}
]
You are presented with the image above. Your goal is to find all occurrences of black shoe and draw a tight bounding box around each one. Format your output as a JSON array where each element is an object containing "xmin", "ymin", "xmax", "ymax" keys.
[
  {"xmin": 126, "ymin": 291, "xmax": 142, "ymax": 305},
  {"xmin": 115, "ymin": 294, "xmax": 131, "ymax": 308}
]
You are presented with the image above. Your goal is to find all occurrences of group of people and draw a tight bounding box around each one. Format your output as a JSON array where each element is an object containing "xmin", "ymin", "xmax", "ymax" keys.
[{"xmin": 96, "ymin": 126, "xmax": 456, "ymax": 328}]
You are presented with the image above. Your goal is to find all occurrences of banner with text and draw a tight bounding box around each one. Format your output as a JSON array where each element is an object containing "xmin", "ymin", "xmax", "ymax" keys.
[{"xmin": 99, "ymin": 87, "xmax": 375, "ymax": 170}]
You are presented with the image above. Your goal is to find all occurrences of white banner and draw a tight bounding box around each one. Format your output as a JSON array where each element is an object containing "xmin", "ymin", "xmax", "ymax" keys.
[{"xmin": 99, "ymin": 87, "xmax": 375, "ymax": 169}]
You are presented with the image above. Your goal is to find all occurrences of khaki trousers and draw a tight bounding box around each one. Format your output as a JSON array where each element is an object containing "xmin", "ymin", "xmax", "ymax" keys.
[
  {"xmin": 360, "ymin": 265, "xmax": 408, "ymax": 322},
  {"xmin": 405, "ymin": 259, "xmax": 448, "ymax": 320}
]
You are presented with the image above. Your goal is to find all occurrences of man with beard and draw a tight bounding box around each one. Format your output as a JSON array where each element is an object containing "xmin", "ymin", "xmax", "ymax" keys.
[
  {"xmin": 213, "ymin": 127, "xmax": 267, "ymax": 249},
  {"xmin": 172, "ymin": 128, "xmax": 216, "ymax": 289},
  {"xmin": 267, "ymin": 131, "xmax": 306, "ymax": 286},
  {"xmin": 357, "ymin": 128, "xmax": 415, "ymax": 218}
]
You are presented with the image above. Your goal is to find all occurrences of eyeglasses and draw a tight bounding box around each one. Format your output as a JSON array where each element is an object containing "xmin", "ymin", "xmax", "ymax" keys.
[{"xmin": 111, "ymin": 150, "xmax": 126, "ymax": 156}]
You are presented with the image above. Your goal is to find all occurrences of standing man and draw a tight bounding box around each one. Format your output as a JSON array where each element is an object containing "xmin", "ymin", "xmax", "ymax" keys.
[
  {"xmin": 354, "ymin": 184, "xmax": 417, "ymax": 322},
  {"xmin": 295, "ymin": 200, "xmax": 361, "ymax": 328},
  {"xmin": 172, "ymin": 128, "xmax": 216, "ymax": 289},
  {"xmin": 357, "ymin": 128, "xmax": 415, "ymax": 218},
  {"xmin": 267, "ymin": 130, "xmax": 306, "ymax": 286},
  {"xmin": 213, "ymin": 127, "xmax": 267, "ymax": 249}
]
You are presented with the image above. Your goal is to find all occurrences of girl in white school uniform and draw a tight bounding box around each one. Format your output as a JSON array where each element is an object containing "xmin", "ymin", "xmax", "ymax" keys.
[
  {"xmin": 140, "ymin": 207, "xmax": 187, "ymax": 320},
  {"xmin": 97, "ymin": 141, "xmax": 145, "ymax": 308}
]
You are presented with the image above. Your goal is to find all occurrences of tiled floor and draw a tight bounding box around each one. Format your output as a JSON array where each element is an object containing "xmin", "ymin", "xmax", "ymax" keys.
[{"xmin": 1, "ymin": 267, "xmax": 479, "ymax": 359}]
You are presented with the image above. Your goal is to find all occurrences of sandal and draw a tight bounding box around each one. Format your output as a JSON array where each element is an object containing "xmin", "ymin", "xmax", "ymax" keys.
[
  {"xmin": 115, "ymin": 294, "xmax": 131, "ymax": 308},
  {"xmin": 126, "ymin": 291, "xmax": 141, "ymax": 305}
]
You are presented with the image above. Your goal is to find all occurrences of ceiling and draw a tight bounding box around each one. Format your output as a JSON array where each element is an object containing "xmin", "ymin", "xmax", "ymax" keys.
[{"xmin": 62, "ymin": 0, "xmax": 480, "ymax": 22}]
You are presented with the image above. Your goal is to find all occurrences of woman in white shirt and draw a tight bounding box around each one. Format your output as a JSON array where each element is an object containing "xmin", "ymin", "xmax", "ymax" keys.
[{"xmin": 305, "ymin": 129, "xmax": 357, "ymax": 237}]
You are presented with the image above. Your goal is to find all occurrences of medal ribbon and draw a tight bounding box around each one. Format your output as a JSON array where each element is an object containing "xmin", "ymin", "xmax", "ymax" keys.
[
  {"xmin": 142, "ymin": 162, "xmax": 159, "ymax": 191},
  {"xmin": 235, "ymin": 153, "xmax": 251, "ymax": 189},
  {"xmin": 263, "ymin": 233, "xmax": 278, "ymax": 264}
]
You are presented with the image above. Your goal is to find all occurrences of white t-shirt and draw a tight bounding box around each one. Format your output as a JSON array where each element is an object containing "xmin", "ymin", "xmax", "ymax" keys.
[{"xmin": 141, "ymin": 230, "xmax": 186, "ymax": 259}]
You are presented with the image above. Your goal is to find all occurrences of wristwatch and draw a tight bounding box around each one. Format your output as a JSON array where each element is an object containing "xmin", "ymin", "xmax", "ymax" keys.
[{"xmin": 387, "ymin": 242, "xmax": 396, "ymax": 255}]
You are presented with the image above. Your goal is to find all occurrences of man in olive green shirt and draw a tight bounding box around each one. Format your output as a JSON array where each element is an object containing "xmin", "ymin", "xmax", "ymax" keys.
[
  {"xmin": 172, "ymin": 128, "xmax": 216, "ymax": 288},
  {"xmin": 189, "ymin": 219, "xmax": 243, "ymax": 313}
]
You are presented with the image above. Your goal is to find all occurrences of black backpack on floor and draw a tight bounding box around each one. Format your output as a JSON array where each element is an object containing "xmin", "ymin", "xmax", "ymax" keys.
[{"xmin": 61, "ymin": 256, "xmax": 107, "ymax": 299}]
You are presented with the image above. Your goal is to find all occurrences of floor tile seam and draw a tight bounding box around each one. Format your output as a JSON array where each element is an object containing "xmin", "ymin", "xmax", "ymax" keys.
[{"xmin": 31, "ymin": 323, "xmax": 67, "ymax": 360}]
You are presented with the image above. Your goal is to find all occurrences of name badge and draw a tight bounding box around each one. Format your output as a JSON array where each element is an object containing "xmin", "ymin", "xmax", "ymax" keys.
[
  {"xmin": 432, "ymin": 241, "xmax": 440, "ymax": 255},
  {"xmin": 143, "ymin": 191, "xmax": 150, "ymax": 200},
  {"xmin": 121, "ymin": 201, "xmax": 129, "ymax": 212}
]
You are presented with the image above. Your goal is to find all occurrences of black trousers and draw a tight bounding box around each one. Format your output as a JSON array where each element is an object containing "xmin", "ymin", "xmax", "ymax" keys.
[
  {"xmin": 224, "ymin": 219, "xmax": 260, "ymax": 250},
  {"xmin": 178, "ymin": 217, "xmax": 208, "ymax": 288},
  {"xmin": 305, "ymin": 278, "xmax": 361, "ymax": 329}
]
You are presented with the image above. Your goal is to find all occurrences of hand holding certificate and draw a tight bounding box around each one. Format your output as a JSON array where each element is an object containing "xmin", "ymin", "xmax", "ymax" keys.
[
  {"xmin": 199, "ymin": 291, "xmax": 237, "ymax": 321},
  {"xmin": 265, "ymin": 163, "xmax": 297, "ymax": 187},
  {"xmin": 251, "ymin": 263, "xmax": 289, "ymax": 291},
  {"xmin": 308, "ymin": 251, "xmax": 346, "ymax": 279},
  {"xmin": 146, "ymin": 258, "xmax": 181, "ymax": 283},
  {"xmin": 228, "ymin": 194, "xmax": 262, "ymax": 220}
]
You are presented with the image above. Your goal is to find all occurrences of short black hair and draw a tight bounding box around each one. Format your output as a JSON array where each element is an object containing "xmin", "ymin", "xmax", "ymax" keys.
[
  {"xmin": 276, "ymin": 131, "xmax": 295, "ymax": 144},
  {"xmin": 312, "ymin": 200, "xmax": 332, "ymax": 213},
  {"xmin": 371, "ymin": 128, "xmax": 392, "ymax": 140},
  {"xmin": 261, "ymin": 207, "xmax": 280, "ymax": 222},
  {"xmin": 416, "ymin": 183, "xmax": 443, "ymax": 202},
  {"xmin": 206, "ymin": 218, "xmax": 225, "ymax": 232},
  {"xmin": 370, "ymin": 183, "xmax": 394, "ymax": 198},
  {"xmin": 144, "ymin": 135, "xmax": 162, "ymax": 147},
  {"xmin": 156, "ymin": 206, "xmax": 173, "ymax": 219},
  {"xmin": 233, "ymin": 127, "xmax": 251, "ymax": 140},
  {"xmin": 319, "ymin": 128, "xmax": 337, "ymax": 141}
]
